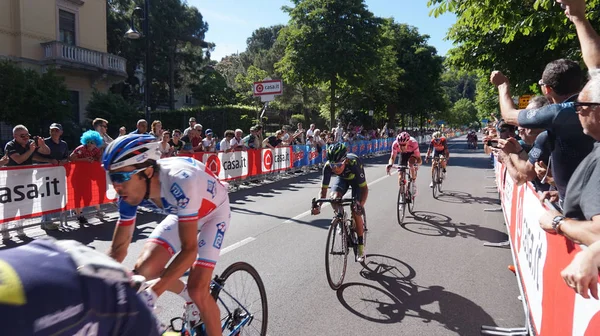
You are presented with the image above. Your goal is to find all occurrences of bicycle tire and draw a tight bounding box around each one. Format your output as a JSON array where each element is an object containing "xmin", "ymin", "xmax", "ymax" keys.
[
  {"xmin": 437, "ymin": 171, "xmax": 443, "ymax": 194},
  {"xmin": 214, "ymin": 262, "xmax": 269, "ymax": 336},
  {"xmin": 432, "ymin": 166, "xmax": 440, "ymax": 199},
  {"xmin": 360, "ymin": 209, "xmax": 368, "ymax": 268},
  {"xmin": 325, "ymin": 218, "xmax": 348, "ymax": 290},
  {"xmin": 397, "ymin": 184, "xmax": 407, "ymax": 225},
  {"xmin": 407, "ymin": 180, "xmax": 416, "ymax": 215}
]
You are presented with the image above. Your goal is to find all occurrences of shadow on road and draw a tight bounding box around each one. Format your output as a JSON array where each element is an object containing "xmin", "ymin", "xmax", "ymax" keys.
[
  {"xmin": 336, "ymin": 254, "xmax": 500, "ymax": 335},
  {"xmin": 435, "ymin": 190, "xmax": 500, "ymax": 206},
  {"xmin": 400, "ymin": 211, "xmax": 508, "ymax": 244}
]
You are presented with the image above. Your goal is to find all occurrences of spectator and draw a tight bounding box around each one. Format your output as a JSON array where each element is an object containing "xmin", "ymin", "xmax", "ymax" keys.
[
  {"xmin": 230, "ymin": 129, "xmax": 245, "ymax": 150},
  {"xmin": 180, "ymin": 128, "xmax": 201, "ymax": 153},
  {"xmin": 491, "ymin": 60, "xmax": 595, "ymax": 203},
  {"xmin": 0, "ymin": 154, "xmax": 8, "ymax": 167},
  {"xmin": 169, "ymin": 129, "xmax": 185, "ymax": 154},
  {"xmin": 158, "ymin": 131, "xmax": 174, "ymax": 158},
  {"xmin": 118, "ymin": 126, "xmax": 127, "ymax": 137},
  {"xmin": 130, "ymin": 119, "xmax": 148, "ymax": 134},
  {"xmin": 193, "ymin": 123, "xmax": 204, "ymax": 139},
  {"xmin": 150, "ymin": 120, "xmax": 163, "ymax": 140},
  {"xmin": 295, "ymin": 123, "xmax": 306, "ymax": 144},
  {"xmin": 333, "ymin": 122, "xmax": 344, "ymax": 142},
  {"xmin": 242, "ymin": 126, "xmax": 260, "ymax": 149},
  {"xmin": 306, "ymin": 124, "xmax": 316, "ymax": 138},
  {"xmin": 202, "ymin": 129, "xmax": 217, "ymax": 152},
  {"xmin": 92, "ymin": 118, "xmax": 113, "ymax": 149},
  {"xmin": 220, "ymin": 130, "xmax": 235, "ymax": 153},
  {"xmin": 69, "ymin": 130, "xmax": 104, "ymax": 225},
  {"xmin": 263, "ymin": 130, "xmax": 284, "ymax": 148},
  {"xmin": 183, "ymin": 117, "xmax": 197, "ymax": 136},
  {"xmin": 4, "ymin": 125, "xmax": 50, "ymax": 166},
  {"xmin": 255, "ymin": 125, "xmax": 264, "ymax": 148}
]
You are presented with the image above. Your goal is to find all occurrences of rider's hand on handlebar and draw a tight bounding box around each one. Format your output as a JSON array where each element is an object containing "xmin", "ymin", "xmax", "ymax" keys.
[
  {"xmin": 311, "ymin": 205, "xmax": 321, "ymax": 215},
  {"xmin": 386, "ymin": 164, "xmax": 392, "ymax": 175}
]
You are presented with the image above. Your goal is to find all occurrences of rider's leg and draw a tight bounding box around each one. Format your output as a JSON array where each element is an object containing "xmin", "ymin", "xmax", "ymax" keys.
[
  {"xmin": 188, "ymin": 267, "xmax": 221, "ymax": 336},
  {"xmin": 330, "ymin": 177, "xmax": 348, "ymax": 214}
]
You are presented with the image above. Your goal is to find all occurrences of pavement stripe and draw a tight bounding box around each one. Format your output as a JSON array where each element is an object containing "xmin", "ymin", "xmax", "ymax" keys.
[{"xmin": 220, "ymin": 236, "xmax": 256, "ymax": 256}]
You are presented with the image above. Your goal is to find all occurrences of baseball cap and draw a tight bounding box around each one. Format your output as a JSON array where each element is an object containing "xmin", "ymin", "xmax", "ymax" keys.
[
  {"xmin": 49, "ymin": 123, "xmax": 63, "ymax": 131},
  {"xmin": 189, "ymin": 117, "xmax": 196, "ymax": 122},
  {"xmin": 205, "ymin": 129, "xmax": 213, "ymax": 135}
]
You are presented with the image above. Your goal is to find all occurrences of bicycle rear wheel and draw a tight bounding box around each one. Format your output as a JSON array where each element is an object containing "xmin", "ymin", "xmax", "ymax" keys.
[
  {"xmin": 213, "ymin": 262, "xmax": 268, "ymax": 336},
  {"xmin": 407, "ymin": 180, "xmax": 416, "ymax": 215},
  {"xmin": 360, "ymin": 209, "xmax": 368, "ymax": 267},
  {"xmin": 325, "ymin": 218, "xmax": 348, "ymax": 290},
  {"xmin": 397, "ymin": 184, "xmax": 407, "ymax": 225},
  {"xmin": 432, "ymin": 167, "xmax": 440, "ymax": 199}
]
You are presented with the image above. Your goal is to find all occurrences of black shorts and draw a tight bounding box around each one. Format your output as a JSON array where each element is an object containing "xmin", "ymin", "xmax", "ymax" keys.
[
  {"xmin": 399, "ymin": 152, "xmax": 415, "ymax": 166},
  {"xmin": 0, "ymin": 239, "xmax": 160, "ymax": 336},
  {"xmin": 330, "ymin": 177, "xmax": 362, "ymax": 200},
  {"xmin": 432, "ymin": 148, "xmax": 446, "ymax": 158}
]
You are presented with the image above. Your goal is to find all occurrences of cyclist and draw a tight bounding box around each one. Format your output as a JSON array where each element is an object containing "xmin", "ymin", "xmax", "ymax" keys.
[
  {"xmin": 0, "ymin": 237, "xmax": 161, "ymax": 336},
  {"xmin": 102, "ymin": 134, "xmax": 230, "ymax": 336},
  {"xmin": 311, "ymin": 142, "xmax": 368, "ymax": 261},
  {"xmin": 425, "ymin": 131, "xmax": 450, "ymax": 188},
  {"xmin": 385, "ymin": 132, "xmax": 422, "ymax": 195}
]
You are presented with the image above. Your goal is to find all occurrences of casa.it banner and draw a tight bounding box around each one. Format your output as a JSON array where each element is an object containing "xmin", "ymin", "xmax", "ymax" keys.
[{"xmin": 494, "ymin": 156, "xmax": 600, "ymax": 336}]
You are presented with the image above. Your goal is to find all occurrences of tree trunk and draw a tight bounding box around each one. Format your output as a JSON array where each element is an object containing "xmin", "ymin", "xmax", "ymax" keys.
[
  {"xmin": 386, "ymin": 103, "xmax": 397, "ymax": 129},
  {"xmin": 169, "ymin": 43, "xmax": 176, "ymax": 111},
  {"xmin": 302, "ymin": 87, "xmax": 311, "ymax": 125},
  {"xmin": 329, "ymin": 75, "xmax": 337, "ymax": 129}
]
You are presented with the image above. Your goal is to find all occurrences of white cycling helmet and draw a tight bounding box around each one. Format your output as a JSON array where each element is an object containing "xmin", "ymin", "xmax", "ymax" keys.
[{"xmin": 102, "ymin": 134, "xmax": 162, "ymax": 171}]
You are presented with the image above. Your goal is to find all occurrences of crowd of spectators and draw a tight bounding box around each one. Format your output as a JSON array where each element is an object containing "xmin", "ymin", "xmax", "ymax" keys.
[{"xmin": 484, "ymin": 0, "xmax": 600, "ymax": 301}]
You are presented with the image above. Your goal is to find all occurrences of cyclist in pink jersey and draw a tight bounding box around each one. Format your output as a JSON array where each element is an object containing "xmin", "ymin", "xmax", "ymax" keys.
[{"xmin": 386, "ymin": 132, "xmax": 422, "ymax": 193}]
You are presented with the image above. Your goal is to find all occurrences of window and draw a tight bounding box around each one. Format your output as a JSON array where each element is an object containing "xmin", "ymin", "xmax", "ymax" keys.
[
  {"xmin": 70, "ymin": 91, "xmax": 80, "ymax": 124},
  {"xmin": 59, "ymin": 10, "xmax": 76, "ymax": 46},
  {"xmin": 185, "ymin": 95, "xmax": 193, "ymax": 105}
]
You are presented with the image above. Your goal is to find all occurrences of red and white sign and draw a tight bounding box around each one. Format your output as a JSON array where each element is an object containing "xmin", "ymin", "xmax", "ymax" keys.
[
  {"xmin": 0, "ymin": 165, "xmax": 67, "ymax": 222},
  {"xmin": 202, "ymin": 151, "xmax": 249, "ymax": 181},
  {"xmin": 261, "ymin": 147, "xmax": 291, "ymax": 173},
  {"xmin": 253, "ymin": 79, "xmax": 283, "ymax": 96}
]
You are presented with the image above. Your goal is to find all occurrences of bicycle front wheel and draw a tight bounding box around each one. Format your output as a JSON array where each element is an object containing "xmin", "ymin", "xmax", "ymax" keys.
[
  {"xmin": 408, "ymin": 181, "xmax": 416, "ymax": 215},
  {"xmin": 397, "ymin": 184, "xmax": 407, "ymax": 225},
  {"xmin": 325, "ymin": 219, "xmax": 348, "ymax": 290},
  {"xmin": 432, "ymin": 167, "xmax": 440, "ymax": 199},
  {"xmin": 214, "ymin": 262, "xmax": 268, "ymax": 336}
]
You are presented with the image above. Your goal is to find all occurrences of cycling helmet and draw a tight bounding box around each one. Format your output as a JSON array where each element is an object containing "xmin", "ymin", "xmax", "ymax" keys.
[
  {"xmin": 397, "ymin": 132, "xmax": 410, "ymax": 144},
  {"xmin": 102, "ymin": 134, "xmax": 161, "ymax": 171},
  {"xmin": 432, "ymin": 131, "xmax": 441, "ymax": 139},
  {"xmin": 326, "ymin": 142, "xmax": 347, "ymax": 163}
]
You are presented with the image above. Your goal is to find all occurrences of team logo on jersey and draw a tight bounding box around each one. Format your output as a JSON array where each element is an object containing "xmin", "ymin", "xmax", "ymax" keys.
[
  {"xmin": 213, "ymin": 222, "xmax": 226, "ymax": 249},
  {"xmin": 175, "ymin": 169, "xmax": 191, "ymax": 179},
  {"xmin": 0, "ymin": 260, "xmax": 26, "ymax": 305},
  {"xmin": 526, "ymin": 109, "xmax": 537, "ymax": 119},
  {"xmin": 170, "ymin": 183, "xmax": 190, "ymax": 209},
  {"xmin": 529, "ymin": 148, "xmax": 541, "ymax": 160},
  {"xmin": 206, "ymin": 180, "xmax": 216, "ymax": 199},
  {"xmin": 198, "ymin": 239, "xmax": 206, "ymax": 248}
]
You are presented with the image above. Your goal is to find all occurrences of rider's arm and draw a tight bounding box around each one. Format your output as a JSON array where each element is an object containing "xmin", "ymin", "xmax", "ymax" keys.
[
  {"xmin": 388, "ymin": 151, "xmax": 397, "ymax": 166},
  {"xmin": 320, "ymin": 164, "xmax": 332, "ymax": 199},
  {"xmin": 354, "ymin": 163, "xmax": 369, "ymax": 206},
  {"xmin": 108, "ymin": 199, "xmax": 138, "ymax": 262}
]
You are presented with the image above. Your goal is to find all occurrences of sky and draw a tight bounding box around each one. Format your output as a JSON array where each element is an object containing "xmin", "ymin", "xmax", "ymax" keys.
[{"xmin": 187, "ymin": 0, "xmax": 458, "ymax": 62}]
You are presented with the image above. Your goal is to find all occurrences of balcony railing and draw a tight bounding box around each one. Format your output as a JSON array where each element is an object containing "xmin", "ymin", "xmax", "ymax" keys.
[{"xmin": 41, "ymin": 41, "xmax": 126, "ymax": 76}]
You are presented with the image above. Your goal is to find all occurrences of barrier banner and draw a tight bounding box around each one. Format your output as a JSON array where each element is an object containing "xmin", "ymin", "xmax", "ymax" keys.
[
  {"xmin": 292, "ymin": 145, "xmax": 308, "ymax": 168},
  {"xmin": 358, "ymin": 141, "xmax": 367, "ymax": 156},
  {"xmin": 65, "ymin": 161, "xmax": 116, "ymax": 210},
  {"xmin": 261, "ymin": 147, "xmax": 292, "ymax": 173},
  {"xmin": 202, "ymin": 150, "xmax": 250, "ymax": 181},
  {"xmin": 0, "ymin": 165, "xmax": 67, "ymax": 221},
  {"xmin": 495, "ymin": 156, "xmax": 600, "ymax": 335},
  {"xmin": 307, "ymin": 146, "xmax": 321, "ymax": 166}
]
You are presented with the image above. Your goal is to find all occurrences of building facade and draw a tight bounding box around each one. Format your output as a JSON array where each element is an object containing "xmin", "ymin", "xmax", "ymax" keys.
[{"xmin": 0, "ymin": 0, "xmax": 127, "ymax": 126}]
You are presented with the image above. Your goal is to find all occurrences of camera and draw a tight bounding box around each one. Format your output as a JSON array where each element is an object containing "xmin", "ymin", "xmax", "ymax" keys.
[{"xmin": 487, "ymin": 139, "xmax": 500, "ymax": 148}]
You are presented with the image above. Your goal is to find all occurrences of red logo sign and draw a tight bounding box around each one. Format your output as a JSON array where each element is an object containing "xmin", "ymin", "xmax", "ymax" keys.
[
  {"xmin": 294, "ymin": 150, "xmax": 304, "ymax": 163},
  {"xmin": 309, "ymin": 148, "xmax": 319, "ymax": 161},
  {"xmin": 205, "ymin": 154, "xmax": 221, "ymax": 177},
  {"xmin": 263, "ymin": 150, "xmax": 273, "ymax": 171},
  {"xmin": 256, "ymin": 83, "xmax": 264, "ymax": 93}
]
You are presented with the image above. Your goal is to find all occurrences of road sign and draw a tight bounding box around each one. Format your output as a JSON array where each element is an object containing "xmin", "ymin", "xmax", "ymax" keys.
[
  {"xmin": 253, "ymin": 79, "xmax": 283, "ymax": 96},
  {"xmin": 518, "ymin": 95, "xmax": 533, "ymax": 109}
]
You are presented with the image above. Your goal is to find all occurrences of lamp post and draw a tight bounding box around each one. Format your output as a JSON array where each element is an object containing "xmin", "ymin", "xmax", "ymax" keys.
[{"xmin": 125, "ymin": 0, "xmax": 151, "ymax": 121}]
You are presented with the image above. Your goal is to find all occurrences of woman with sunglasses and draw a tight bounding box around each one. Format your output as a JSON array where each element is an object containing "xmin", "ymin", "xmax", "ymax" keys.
[
  {"xmin": 102, "ymin": 134, "xmax": 230, "ymax": 336},
  {"xmin": 312, "ymin": 142, "xmax": 369, "ymax": 261}
]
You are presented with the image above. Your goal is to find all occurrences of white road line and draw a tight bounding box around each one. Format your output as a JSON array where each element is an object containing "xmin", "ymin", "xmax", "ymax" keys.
[{"xmin": 220, "ymin": 236, "xmax": 256, "ymax": 255}]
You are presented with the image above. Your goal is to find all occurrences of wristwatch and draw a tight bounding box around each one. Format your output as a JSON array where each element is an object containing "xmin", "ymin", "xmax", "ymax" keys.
[{"xmin": 552, "ymin": 215, "xmax": 565, "ymax": 233}]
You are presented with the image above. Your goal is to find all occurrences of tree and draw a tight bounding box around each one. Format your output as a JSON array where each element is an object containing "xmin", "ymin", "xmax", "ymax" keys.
[
  {"xmin": 190, "ymin": 68, "xmax": 236, "ymax": 106},
  {"xmin": 0, "ymin": 61, "xmax": 71, "ymax": 135},
  {"xmin": 277, "ymin": 0, "xmax": 383, "ymax": 128},
  {"xmin": 447, "ymin": 98, "xmax": 478, "ymax": 127}
]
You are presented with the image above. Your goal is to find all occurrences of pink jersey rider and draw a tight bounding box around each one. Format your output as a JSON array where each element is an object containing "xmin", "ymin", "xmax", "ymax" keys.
[{"xmin": 391, "ymin": 137, "xmax": 420, "ymax": 158}]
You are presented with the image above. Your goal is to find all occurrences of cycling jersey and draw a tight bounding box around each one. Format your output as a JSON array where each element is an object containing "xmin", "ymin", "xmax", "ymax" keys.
[
  {"xmin": 429, "ymin": 138, "xmax": 448, "ymax": 153},
  {"xmin": 391, "ymin": 137, "xmax": 420, "ymax": 156},
  {"xmin": 0, "ymin": 239, "xmax": 160, "ymax": 336},
  {"xmin": 117, "ymin": 156, "xmax": 231, "ymax": 269},
  {"xmin": 322, "ymin": 153, "xmax": 367, "ymax": 188}
]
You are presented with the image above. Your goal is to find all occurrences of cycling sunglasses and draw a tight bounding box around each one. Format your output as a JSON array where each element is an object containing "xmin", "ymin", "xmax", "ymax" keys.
[
  {"xmin": 109, "ymin": 167, "xmax": 148, "ymax": 184},
  {"xmin": 330, "ymin": 162, "xmax": 345, "ymax": 169}
]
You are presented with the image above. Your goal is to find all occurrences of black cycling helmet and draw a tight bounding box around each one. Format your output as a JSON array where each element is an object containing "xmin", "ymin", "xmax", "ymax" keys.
[{"xmin": 326, "ymin": 142, "xmax": 347, "ymax": 163}]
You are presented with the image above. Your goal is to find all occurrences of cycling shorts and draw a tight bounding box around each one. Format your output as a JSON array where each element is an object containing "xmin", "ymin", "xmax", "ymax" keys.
[
  {"xmin": 330, "ymin": 177, "xmax": 363, "ymax": 201},
  {"xmin": 432, "ymin": 148, "xmax": 447, "ymax": 158},
  {"xmin": 148, "ymin": 200, "xmax": 231, "ymax": 269},
  {"xmin": 399, "ymin": 152, "xmax": 419, "ymax": 166}
]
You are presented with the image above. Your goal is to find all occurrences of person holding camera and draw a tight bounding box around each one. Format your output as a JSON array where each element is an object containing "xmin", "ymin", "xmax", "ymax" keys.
[{"xmin": 4, "ymin": 124, "xmax": 50, "ymax": 167}]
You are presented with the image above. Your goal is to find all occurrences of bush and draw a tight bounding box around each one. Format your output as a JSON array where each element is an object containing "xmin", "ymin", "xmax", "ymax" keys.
[{"xmin": 290, "ymin": 114, "xmax": 305, "ymax": 125}]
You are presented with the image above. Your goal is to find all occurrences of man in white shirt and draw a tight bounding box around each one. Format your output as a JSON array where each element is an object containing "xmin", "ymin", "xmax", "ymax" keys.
[
  {"xmin": 220, "ymin": 130, "xmax": 234, "ymax": 152},
  {"xmin": 230, "ymin": 129, "xmax": 245, "ymax": 150},
  {"xmin": 306, "ymin": 124, "xmax": 316, "ymax": 138}
]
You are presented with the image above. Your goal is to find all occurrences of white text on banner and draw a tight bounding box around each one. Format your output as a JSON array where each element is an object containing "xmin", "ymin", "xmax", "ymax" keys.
[
  {"xmin": 0, "ymin": 166, "xmax": 67, "ymax": 221},
  {"xmin": 261, "ymin": 147, "xmax": 291, "ymax": 173},
  {"xmin": 203, "ymin": 151, "xmax": 249, "ymax": 181}
]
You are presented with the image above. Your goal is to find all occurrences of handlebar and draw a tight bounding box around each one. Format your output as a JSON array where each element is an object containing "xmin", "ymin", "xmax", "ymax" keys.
[{"xmin": 312, "ymin": 197, "xmax": 355, "ymax": 208}]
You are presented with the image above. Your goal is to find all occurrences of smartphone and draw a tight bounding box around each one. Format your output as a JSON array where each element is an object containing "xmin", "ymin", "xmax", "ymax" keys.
[{"xmin": 487, "ymin": 139, "xmax": 500, "ymax": 148}]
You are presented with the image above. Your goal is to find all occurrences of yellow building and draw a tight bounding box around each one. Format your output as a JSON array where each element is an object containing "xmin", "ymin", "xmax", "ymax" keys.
[{"xmin": 0, "ymin": 0, "xmax": 127, "ymax": 125}]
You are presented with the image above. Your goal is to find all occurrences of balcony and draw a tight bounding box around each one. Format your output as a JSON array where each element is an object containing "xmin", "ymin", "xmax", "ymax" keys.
[{"xmin": 41, "ymin": 41, "xmax": 127, "ymax": 78}]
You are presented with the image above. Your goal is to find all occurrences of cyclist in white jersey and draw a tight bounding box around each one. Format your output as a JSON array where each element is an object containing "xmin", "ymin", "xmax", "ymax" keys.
[{"xmin": 102, "ymin": 134, "xmax": 230, "ymax": 336}]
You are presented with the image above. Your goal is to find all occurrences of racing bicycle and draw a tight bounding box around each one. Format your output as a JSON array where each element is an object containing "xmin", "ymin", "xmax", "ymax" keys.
[
  {"xmin": 393, "ymin": 165, "xmax": 416, "ymax": 225},
  {"xmin": 429, "ymin": 155, "xmax": 446, "ymax": 199},
  {"xmin": 312, "ymin": 198, "xmax": 368, "ymax": 290},
  {"xmin": 164, "ymin": 262, "xmax": 268, "ymax": 336}
]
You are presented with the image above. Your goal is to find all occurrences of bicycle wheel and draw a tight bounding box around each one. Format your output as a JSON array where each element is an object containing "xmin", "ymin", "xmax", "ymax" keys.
[
  {"xmin": 213, "ymin": 262, "xmax": 268, "ymax": 336},
  {"xmin": 325, "ymin": 218, "xmax": 348, "ymax": 290},
  {"xmin": 437, "ymin": 169, "xmax": 444, "ymax": 194},
  {"xmin": 360, "ymin": 209, "xmax": 368, "ymax": 267},
  {"xmin": 397, "ymin": 184, "xmax": 407, "ymax": 225},
  {"xmin": 407, "ymin": 180, "xmax": 416, "ymax": 215},
  {"xmin": 432, "ymin": 166, "xmax": 440, "ymax": 199}
]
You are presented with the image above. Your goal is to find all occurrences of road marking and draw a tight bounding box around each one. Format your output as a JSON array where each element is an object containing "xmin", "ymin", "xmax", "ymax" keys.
[{"xmin": 220, "ymin": 237, "xmax": 256, "ymax": 256}]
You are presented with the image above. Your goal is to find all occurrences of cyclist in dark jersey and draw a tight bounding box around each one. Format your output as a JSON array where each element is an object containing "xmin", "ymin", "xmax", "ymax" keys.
[
  {"xmin": 0, "ymin": 238, "xmax": 161, "ymax": 336},
  {"xmin": 311, "ymin": 142, "xmax": 368, "ymax": 261}
]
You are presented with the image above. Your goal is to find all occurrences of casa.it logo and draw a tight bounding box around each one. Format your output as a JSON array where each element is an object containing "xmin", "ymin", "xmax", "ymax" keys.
[
  {"xmin": 263, "ymin": 150, "xmax": 273, "ymax": 171},
  {"xmin": 309, "ymin": 148, "xmax": 319, "ymax": 161},
  {"xmin": 352, "ymin": 145, "xmax": 358, "ymax": 153},
  {"xmin": 205, "ymin": 154, "xmax": 221, "ymax": 177},
  {"xmin": 294, "ymin": 150, "xmax": 304, "ymax": 163},
  {"xmin": 360, "ymin": 143, "xmax": 365, "ymax": 152}
]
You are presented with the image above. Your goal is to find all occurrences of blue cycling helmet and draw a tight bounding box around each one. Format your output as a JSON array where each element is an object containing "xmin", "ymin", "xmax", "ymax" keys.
[{"xmin": 102, "ymin": 134, "xmax": 161, "ymax": 171}]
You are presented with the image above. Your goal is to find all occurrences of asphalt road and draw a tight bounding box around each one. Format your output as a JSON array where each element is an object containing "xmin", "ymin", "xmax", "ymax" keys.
[{"xmin": 1, "ymin": 135, "xmax": 524, "ymax": 336}]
